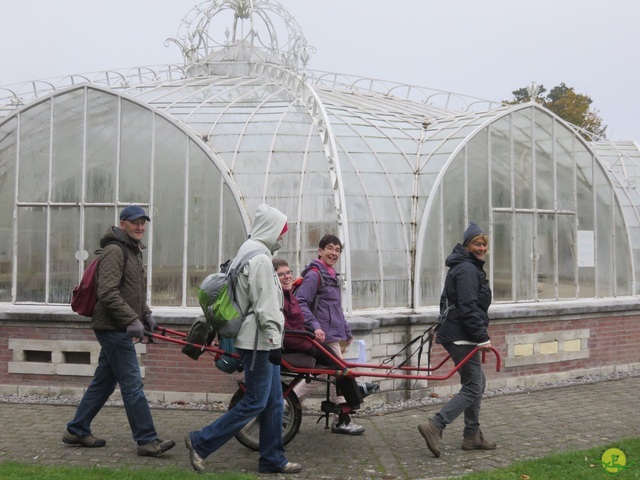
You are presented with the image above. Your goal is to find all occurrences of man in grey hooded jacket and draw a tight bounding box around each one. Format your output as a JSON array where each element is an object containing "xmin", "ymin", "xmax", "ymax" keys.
[{"xmin": 185, "ymin": 204, "xmax": 302, "ymax": 475}]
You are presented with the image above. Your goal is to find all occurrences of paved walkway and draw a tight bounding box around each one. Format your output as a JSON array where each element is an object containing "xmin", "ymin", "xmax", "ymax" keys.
[{"xmin": 1, "ymin": 375, "xmax": 638, "ymax": 479}]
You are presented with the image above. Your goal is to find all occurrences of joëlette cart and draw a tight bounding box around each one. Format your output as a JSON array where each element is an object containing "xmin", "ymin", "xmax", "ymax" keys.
[{"xmin": 147, "ymin": 325, "xmax": 501, "ymax": 451}]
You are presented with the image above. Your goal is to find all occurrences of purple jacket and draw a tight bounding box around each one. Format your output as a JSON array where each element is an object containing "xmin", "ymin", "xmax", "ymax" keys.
[{"xmin": 293, "ymin": 259, "xmax": 352, "ymax": 343}]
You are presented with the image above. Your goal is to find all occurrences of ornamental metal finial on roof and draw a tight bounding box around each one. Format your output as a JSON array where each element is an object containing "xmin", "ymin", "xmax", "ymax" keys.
[{"xmin": 165, "ymin": 0, "xmax": 315, "ymax": 69}]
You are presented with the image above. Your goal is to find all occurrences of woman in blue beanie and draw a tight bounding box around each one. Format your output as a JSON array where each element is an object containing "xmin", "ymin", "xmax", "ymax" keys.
[{"xmin": 417, "ymin": 222, "xmax": 496, "ymax": 457}]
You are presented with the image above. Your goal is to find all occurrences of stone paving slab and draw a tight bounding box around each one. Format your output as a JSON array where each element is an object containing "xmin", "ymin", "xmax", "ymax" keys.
[{"xmin": 0, "ymin": 376, "xmax": 638, "ymax": 479}]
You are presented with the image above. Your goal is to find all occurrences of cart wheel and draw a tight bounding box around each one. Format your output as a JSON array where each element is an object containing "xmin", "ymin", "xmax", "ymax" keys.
[{"xmin": 230, "ymin": 382, "xmax": 302, "ymax": 451}]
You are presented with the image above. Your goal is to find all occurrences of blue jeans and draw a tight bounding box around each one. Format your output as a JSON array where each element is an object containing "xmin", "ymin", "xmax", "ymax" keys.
[
  {"xmin": 189, "ymin": 348, "xmax": 287, "ymax": 471},
  {"xmin": 66, "ymin": 330, "xmax": 158, "ymax": 444},
  {"xmin": 433, "ymin": 343, "xmax": 486, "ymax": 434}
]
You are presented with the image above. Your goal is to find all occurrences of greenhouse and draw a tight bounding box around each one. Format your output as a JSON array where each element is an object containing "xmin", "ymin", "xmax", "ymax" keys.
[
  {"xmin": 2, "ymin": 0, "xmax": 640, "ymax": 403},
  {"xmin": 2, "ymin": 0, "xmax": 640, "ymax": 315}
]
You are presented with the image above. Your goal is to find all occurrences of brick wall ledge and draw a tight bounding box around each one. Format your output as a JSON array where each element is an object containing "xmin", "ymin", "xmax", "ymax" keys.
[{"xmin": 2, "ymin": 297, "xmax": 640, "ymax": 330}]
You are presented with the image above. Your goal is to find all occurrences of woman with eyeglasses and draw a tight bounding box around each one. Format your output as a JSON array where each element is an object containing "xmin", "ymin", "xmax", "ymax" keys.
[{"xmin": 273, "ymin": 257, "xmax": 377, "ymax": 433}]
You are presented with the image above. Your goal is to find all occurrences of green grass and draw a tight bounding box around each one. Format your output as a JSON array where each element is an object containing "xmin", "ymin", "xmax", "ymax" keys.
[
  {"xmin": 455, "ymin": 437, "xmax": 640, "ymax": 480},
  {"xmin": 0, "ymin": 462, "xmax": 256, "ymax": 480},
  {"xmin": 0, "ymin": 439, "xmax": 638, "ymax": 479}
]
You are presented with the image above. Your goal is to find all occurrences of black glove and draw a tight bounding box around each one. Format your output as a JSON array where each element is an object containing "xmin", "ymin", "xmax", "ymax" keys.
[
  {"xmin": 127, "ymin": 319, "xmax": 145, "ymax": 339},
  {"xmin": 268, "ymin": 348, "xmax": 283, "ymax": 366},
  {"xmin": 143, "ymin": 313, "xmax": 157, "ymax": 332}
]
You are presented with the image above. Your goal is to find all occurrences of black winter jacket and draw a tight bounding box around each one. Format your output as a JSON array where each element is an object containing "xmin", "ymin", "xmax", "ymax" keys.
[
  {"xmin": 435, "ymin": 243, "xmax": 491, "ymax": 345},
  {"xmin": 91, "ymin": 226, "xmax": 151, "ymax": 331}
]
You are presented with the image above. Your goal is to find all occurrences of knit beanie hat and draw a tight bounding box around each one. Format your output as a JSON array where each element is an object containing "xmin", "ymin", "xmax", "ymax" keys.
[{"xmin": 463, "ymin": 222, "xmax": 485, "ymax": 246}]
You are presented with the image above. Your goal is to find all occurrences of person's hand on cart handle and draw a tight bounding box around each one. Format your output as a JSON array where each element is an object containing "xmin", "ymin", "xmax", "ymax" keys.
[
  {"xmin": 478, "ymin": 341, "xmax": 492, "ymax": 352},
  {"xmin": 127, "ymin": 319, "xmax": 144, "ymax": 339},
  {"xmin": 314, "ymin": 328, "xmax": 325, "ymax": 342},
  {"xmin": 143, "ymin": 314, "xmax": 157, "ymax": 332}
]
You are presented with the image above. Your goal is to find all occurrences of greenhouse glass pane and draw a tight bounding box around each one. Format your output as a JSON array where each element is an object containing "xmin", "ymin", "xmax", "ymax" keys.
[
  {"xmin": 537, "ymin": 214, "xmax": 556, "ymax": 300},
  {"xmin": 210, "ymin": 134, "xmax": 241, "ymax": 158},
  {"xmin": 18, "ymin": 101, "xmax": 50, "ymax": 203},
  {"xmin": 16, "ymin": 207, "xmax": 46, "ymax": 302},
  {"xmin": 347, "ymin": 152, "xmax": 384, "ymax": 173},
  {"xmin": 350, "ymin": 249, "xmax": 380, "ymax": 279},
  {"xmin": 348, "ymin": 222, "xmax": 377, "ymax": 250},
  {"xmin": 423, "ymin": 153, "xmax": 451, "ymax": 174},
  {"xmin": 558, "ymin": 214, "xmax": 577, "ymax": 298},
  {"xmin": 352, "ymin": 279, "xmax": 380, "ymax": 310},
  {"xmin": 393, "ymin": 138, "xmax": 419, "ymax": 155},
  {"xmin": 493, "ymin": 212, "xmax": 513, "ymax": 302},
  {"xmin": 221, "ymin": 183, "xmax": 248, "ymax": 261},
  {"xmin": 360, "ymin": 173, "xmax": 394, "ymax": 196},
  {"xmin": 379, "ymin": 153, "xmax": 413, "ymax": 173},
  {"xmin": 576, "ymin": 150, "xmax": 594, "ymax": 229},
  {"xmin": 422, "ymin": 139, "xmax": 445, "ymax": 155},
  {"xmin": 50, "ymin": 207, "xmax": 79, "ymax": 303},
  {"xmin": 305, "ymin": 148, "xmax": 328, "ymax": 172},
  {"xmin": 512, "ymin": 110, "xmax": 533, "ymax": 210},
  {"xmin": 365, "ymin": 137, "xmax": 398, "ymax": 153},
  {"xmin": 437, "ymin": 137, "xmax": 465, "ymax": 154},
  {"xmin": 120, "ymin": 100, "xmax": 152, "ymax": 202},
  {"xmin": 370, "ymin": 197, "xmax": 401, "ymax": 222},
  {"xmin": 383, "ymin": 278, "xmax": 409, "ymax": 308},
  {"xmin": 277, "ymin": 119, "xmax": 313, "ymax": 135},
  {"xmin": 302, "ymin": 171, "xmax": 332, "ymax": 195},
  {"xmin": 187, "ymin": 145, "xmax": 221, "ymax": 306},
  {"xmin": 337, "ymin": 147, "xmax": 355, "ymax": 173},
  {"xmin": 514, "ymin": 213, "xmax": 534, "ymax": 301},
  {"xmin": 83, "ymin": 207, "xmax": 115, "ymax": 257},
  {"xmin": 389, "ymin": 173, "xmax": 414, "ymax": 199},
  {"xmin": 556, "ymin": 123, "xmax": 575, "ymax": 211},
  {"xmin": 267, "ymin": 196, "xmax": 300, "ymax": 225},
  {"xmin": 52, "ymin": 90, "xmax": 84, "ymax": 203},
  {"xmin": 535, "ymin": 111, "xmax": 554, "ymax": 210},
  {"xmin": 615, "ymin": 210, "xmax": 631, "ymax": 296},
  {"xmin": 338, "ymin": 135, "xmax": 369, "ymax": 151},
  {"xmin": 86, "ymin": 90, "xmax": 118, "ymax": 203},
  {"xmin": 418, "ymin": 194, "xmax": 442, "ymax": 307},
  {"xmin": 237, "ymin": 173, "xmax": 268, "ymax": 196},
  {"xmin": 151, "ymin": 118, "xmax": 187, "ymax": 306},
  {"xmin": 270, "ymin": 150, "xmax": 306, "ymax": 173},
  {"xmin": 237, "ymin": 134, "xmax": 274, "ymax": 151},
  {"xmin": 467, "ymin": 130, "xmax": 490, "ymax": 224},
  {"xmin": 345, "ymin": 194, "xmax": 371, "ymax": 223},
  {"xmin": 490, "ymin": 117, "xmax": 511, "ymax": 209},
  {"xmin": 595, "ymin": 172, "xmax": 613, "ymax": 297},
  {"xmin": 266, "ymin": 172, "xmax": 301, "ymax": 195},
  {"xmin": 0, "ymin": 118, "xmax": 16, "ymax": 301},
  {"xmin": 442, "ymin": 152, "xmax": 465, "ymax": 234}
]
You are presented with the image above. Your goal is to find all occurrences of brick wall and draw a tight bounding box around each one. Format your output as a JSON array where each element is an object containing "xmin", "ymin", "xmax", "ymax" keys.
[{"xmin": 1, "ymin": 300, "xmax": 639, "ymax": 407}]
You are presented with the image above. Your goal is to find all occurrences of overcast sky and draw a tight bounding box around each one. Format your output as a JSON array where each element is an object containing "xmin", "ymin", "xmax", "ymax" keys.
[{"xmin": 1, "ymin": 0, "xmax": 638, "ymax": 141}]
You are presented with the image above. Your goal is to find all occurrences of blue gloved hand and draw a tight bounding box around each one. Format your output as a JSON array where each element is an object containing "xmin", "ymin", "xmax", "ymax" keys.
[
  {"xmin": 127, "ymin": 319, "xmax": 145, "ymax": 339},
  {"xmin": 143, "ymin": 313, "xmax": 157, "ymax": 333},
  {"xmin": 268, "ymin": 348, "xmax": 282, "ymax": 366}
]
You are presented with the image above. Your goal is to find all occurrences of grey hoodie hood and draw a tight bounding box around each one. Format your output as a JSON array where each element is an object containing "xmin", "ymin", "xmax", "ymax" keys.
[{"xmin": 249, "ymin": 203, "xmax": 287, "ymax": 253}]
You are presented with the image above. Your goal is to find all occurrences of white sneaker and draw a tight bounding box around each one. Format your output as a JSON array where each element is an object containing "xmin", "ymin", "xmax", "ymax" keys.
[{"xmin": 331, "ymin": 421, "xmax": 365, "ymax": 435}]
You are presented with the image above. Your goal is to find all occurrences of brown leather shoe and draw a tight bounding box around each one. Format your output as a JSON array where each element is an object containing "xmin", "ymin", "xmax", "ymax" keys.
[
  {"xmin": 62, "ymin": 430, "xmax": 106, "ymax": 448},
  {"xmin": 461, "ymin": 430, "xmax": 497, "ymax": 450},
  {"xmin": 417, "ymin": 419, "xmax": 442, "ymax": 457}
]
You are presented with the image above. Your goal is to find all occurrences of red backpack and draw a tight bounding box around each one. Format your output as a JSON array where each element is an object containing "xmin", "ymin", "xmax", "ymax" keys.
[
  {"xmin": 71, "ymin": 241, "xmax": 128, "ymax": 317},
  {"xmin": 291, "ymin": 266, "xmax": 324, "ymax": 315}
]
